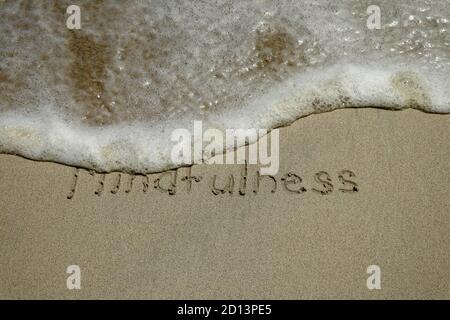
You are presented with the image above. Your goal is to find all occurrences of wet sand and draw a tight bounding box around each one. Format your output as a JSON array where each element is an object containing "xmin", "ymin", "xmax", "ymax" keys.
[{"xmin": 0, "ymin": 108, "xmax": 449, "ymax": 299}]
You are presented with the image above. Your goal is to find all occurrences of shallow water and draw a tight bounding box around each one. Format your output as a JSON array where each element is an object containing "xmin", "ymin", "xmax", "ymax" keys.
[{"xmin": 1, "ymin": 0, "xmax": 450, "ymax": 173}]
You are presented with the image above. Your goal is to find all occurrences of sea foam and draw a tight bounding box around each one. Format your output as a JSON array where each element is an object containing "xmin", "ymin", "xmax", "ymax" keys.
[{"xmin": 1, "ymin": 0, "xmax": 450, "ymax": 173}]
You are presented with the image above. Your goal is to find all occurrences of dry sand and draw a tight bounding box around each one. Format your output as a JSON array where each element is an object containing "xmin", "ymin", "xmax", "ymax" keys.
[{"xmin": 0, "ymin": 108, "xmax": 449, "ymax": 299}]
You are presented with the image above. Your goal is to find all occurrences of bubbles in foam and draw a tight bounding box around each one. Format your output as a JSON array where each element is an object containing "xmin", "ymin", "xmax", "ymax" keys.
[{"xmin": 1, "ymin": 0, "xmax": 450, "ymax": 173}]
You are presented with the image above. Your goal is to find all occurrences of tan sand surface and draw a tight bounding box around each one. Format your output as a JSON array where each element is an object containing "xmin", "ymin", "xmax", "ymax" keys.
[{"xmin": 0, "ymin": 108, "xmax": 449, "ymax": 299}]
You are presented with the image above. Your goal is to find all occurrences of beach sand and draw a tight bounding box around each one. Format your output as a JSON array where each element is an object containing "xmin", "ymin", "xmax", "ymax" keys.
[{"xmin": 0, "ymin": 108, "xmax": 449, "ymax": 299}]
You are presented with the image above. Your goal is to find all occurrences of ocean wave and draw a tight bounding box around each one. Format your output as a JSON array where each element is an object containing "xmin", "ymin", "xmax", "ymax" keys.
[{"xmin": 1, "ymin": 0, "xmax": 450, "ymax": 173}]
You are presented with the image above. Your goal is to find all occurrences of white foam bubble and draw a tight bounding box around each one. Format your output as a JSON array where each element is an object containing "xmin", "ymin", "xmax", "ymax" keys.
[{"xmin": 1, "ymin": 0, "xmax": 450, "ymax": 173}]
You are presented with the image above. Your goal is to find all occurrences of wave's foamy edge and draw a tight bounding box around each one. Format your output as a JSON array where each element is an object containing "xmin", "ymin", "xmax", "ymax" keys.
[{"xmin": 1, "ymin": 61, "xmax": 449, "ymax": 173}]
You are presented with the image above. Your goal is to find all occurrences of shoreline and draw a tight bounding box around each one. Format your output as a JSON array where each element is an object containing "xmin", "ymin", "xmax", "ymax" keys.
[{"xmin": 1, "ymin": 108, "xmax": 449, "ymax": 299}]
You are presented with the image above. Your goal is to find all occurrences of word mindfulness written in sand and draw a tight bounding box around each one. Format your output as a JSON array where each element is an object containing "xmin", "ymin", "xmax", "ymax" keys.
[{"xmin": 66, "ymin": 164, "xmax": 359, "ymax": 200}]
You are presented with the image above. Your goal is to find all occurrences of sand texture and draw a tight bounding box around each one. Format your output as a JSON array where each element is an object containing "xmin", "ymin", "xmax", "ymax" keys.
[{"xmin": 0, "ymin": 108, "xmax": 449, "ymax": 299}]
